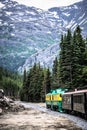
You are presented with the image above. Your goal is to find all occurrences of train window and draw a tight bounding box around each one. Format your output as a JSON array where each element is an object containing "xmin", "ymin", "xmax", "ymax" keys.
[
  {"xmin": 73, "ymin": 95, "xmax": 83, "ymax": 103},
  {"xmin": 49, "ymin": 96, "xmax": 51, "ymax": 100},
  {"xmin": 63, "ymin": 95, "xmax": 71, "ymax": 104},
  {"xmin": 60, "ymin": 94, "xmax": 62, "ymax": 97},
  {"xmin": 52, "ymin": 95, "xmax": 54, "ymax": 100}
]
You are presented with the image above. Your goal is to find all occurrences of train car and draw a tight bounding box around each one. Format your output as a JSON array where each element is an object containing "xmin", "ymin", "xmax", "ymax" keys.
[
  {"xmin": 62, "ymin": 92, "xmax": 73, "ymax": 112},
  {"xmin": 73, "ymin": 89, "xmax": 87, "ymax": 115},
  {"xmin": 62, "ymin": 89, "xmax": 87, "ymax": 116}
]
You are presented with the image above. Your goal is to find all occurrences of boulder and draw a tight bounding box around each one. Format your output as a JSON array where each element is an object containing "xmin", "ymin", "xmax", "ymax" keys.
[
  {"xmin": 0, "ymin": 108, "xmax": 2, "ymax": 114},
  {"xmin": 0, "ymin": 90, "xmax": 25, "ymax": 114}
]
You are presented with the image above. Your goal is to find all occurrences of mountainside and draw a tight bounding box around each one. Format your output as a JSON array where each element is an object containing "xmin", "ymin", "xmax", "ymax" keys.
[
  {"xmin": 49, "ymin": 0, "xmax": 87, "ymax": 36},
  {"xmin": 0, "ymin": 0, "xmax": 87, "ymax": 73}
]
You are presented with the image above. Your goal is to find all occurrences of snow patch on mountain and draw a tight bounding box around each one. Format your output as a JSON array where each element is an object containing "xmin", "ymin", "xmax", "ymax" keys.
[
  {"xmin": 0, "ymin": 3, "xmax": 4, "ymax": 8},
  {"xmin": 62, "ymin": 12, "xmax": 70, "ymax": 17},
  {"xmin": 79, "ymin": 13, "xmax": 85, "ymax": 20}
]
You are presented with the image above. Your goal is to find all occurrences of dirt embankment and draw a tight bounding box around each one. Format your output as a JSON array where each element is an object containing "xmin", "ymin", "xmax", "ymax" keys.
[{"xmin": 0, "ymin": 102, "xmax": 82, "ymax": 130}]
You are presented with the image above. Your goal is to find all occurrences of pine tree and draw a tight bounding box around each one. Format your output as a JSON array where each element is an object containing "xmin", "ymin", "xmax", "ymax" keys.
[
  {"xmin": 52, "ymin": 57, "xmax": 59, "ymax": 89},
  {"xmin": 45, "ymin": 68, "xmax": 51, "ymax": 94},
  {"xmin": 59, "ymin": 26, "xmax": 86, "ymax": 89},
  {"xmin": 59, "ymin": 34, "xmax": 66, "ymax": 86},
  {"xmin": 23, "ymin": 68, "xmax": 27, "ymax": 87},
  {"xmin": 23, "ymin": 63, "xmax": 45, "ymax": 102},
  {"xmin": 81, "ymin": 37, "xmax": 87, "ymax": 86},
  {"xmin": 59, "ymin": 30, "xmax": 72, "ymax": 88},
  {"xmin": 72, "ymin": 26, "xmax": 85, "ymax": 87},
  {"xmin": 75, "ymin": 26, "xmax": 85, "ymax": 65},
  {"xmin": 64, "ymin": 29, "xmax": 72, "ymax": 87}
]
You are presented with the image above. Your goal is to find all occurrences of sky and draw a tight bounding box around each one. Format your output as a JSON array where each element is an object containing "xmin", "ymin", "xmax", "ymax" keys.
[{"xmin": 11, "ymin": 0, "xmax": 83, "ymax": 10}]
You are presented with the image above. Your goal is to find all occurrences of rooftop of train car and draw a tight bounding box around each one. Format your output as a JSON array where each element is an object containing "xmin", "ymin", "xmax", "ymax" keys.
[{"xmin": 63, "ymin": 89, "xmax": 87, "ymax": 95}]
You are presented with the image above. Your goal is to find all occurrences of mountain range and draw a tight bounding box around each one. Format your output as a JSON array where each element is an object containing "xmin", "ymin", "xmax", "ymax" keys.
[{"xmin": 0, "ymin": 0, "xmax": 87, "ymax": 73}]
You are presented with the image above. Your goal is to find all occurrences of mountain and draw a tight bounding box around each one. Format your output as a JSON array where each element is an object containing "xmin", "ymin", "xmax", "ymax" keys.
[
  {"xmin": 18, "ymin": 43, "xmax": 59, "ymax": 72},
  {"xmin": 49, "ymin": 0, "xmax": 87, "ymax": 36},
  {"xmin": 0, "ymin": 0, "xmax": 87, "ymax": 73}
]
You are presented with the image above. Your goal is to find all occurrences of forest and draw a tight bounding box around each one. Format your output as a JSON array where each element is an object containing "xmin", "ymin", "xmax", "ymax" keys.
[
  {"xmin": 0, "ymin": 26, "xmax": 87, "ymax": 102},
  {"xmin": 0, "ymin": 67, "xmax": 22, "ymax": 98}
]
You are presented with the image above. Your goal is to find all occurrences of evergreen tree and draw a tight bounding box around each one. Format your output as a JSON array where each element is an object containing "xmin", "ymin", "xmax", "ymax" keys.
[
  {"xmin": 59, "ymin": 26, "xmax": 86, "ymax": 89},
  {"xmin": 64, "ymin": 29, "xmax": 72, "ymax": 87},
  {"xmin": 0, "ymin": 67, "xmax": 22, "ymax": 98},
  {"xmin": 59, "ymin": 34, "xmax": 66, "ymax": 86},
  {"xmin": 72, "ymin": 26, "xmax": 85, "ymax": 87},
  {"xmin": 52, "ymin": 57, "xmax": 59, "ymax": 89},
  {"xmin": 45, "ymin": 68, "xmax": 51, "ymax": 94},
  {"xmin": 59, "ymin": 30, "xmax": 72, "ymax": 88},
  {"xmin": 21, "ymin": 63, "xmax": 45, "ymax": 102},
  {"xmin": 81, "ymin": 37, "xmax": 87, "ymax": 86},
  {"xmin": 75, "ymin": 25, "xmax": 85, "ymax": 65},
  {"xmin": 23, "ymin": 68, "xmax": 27, "ymax": 87}
]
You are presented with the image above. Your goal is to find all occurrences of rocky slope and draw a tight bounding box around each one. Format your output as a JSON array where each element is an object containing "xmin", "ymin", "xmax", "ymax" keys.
[
  {"xmin": 49, "ymin": 0, "xmax": 87, "ymax": 36},
  {"xmin": 0, "ymin": 0, "xmax": 87, "ymax": 73}
]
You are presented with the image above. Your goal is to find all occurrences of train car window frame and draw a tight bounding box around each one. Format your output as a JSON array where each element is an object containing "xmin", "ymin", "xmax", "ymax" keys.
[{"xmin": 73, "ymin": 94, "xmax": 84, "ymax": 104}]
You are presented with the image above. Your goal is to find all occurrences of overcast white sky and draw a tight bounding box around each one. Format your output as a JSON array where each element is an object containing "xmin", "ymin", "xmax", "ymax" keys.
[{"xmin": 11, "ymin": 0, "xmax": 83, "ymax": 10}]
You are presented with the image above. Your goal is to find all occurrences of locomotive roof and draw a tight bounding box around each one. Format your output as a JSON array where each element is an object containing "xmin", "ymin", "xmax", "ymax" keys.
[
  {"xmin": 50, "ymin": 88, "xmax": 68, "ymax": 94},
  {"xmin": 63, "ymin": 89, "xmax": 87, "ymax": 95},
  {"xmin": 46, "ymin": 93, "xmax": 52, "ymax": 95}
]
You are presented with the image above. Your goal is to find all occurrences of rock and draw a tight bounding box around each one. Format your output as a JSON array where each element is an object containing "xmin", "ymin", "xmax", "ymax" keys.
[
  {"xmin": 0, "ymin": 89, "xmax": 4, "ymax": 99},
  {"xmin": 0, "ymin": 108, "xmax": 2, "ymax": 114},
  {"xmin": 0, "ymin": 96, "xmax": 25, "ymax": 114},
  {"xmin": 0, "ymin": 98, "xmax": 10, "ymax": 107},
  {"xmin": 8, "ymin": 103, "xmax": 25, "ymax": 112},
  {"xmin": 0, "ymin": 89, "xmax": 25, "ymax": 114}
]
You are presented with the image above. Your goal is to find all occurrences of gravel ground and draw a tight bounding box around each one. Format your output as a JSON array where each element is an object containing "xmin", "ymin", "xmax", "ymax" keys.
[
  {"xmin": 0, "ymin": 101, "xmax": 87, "ymax": 130},
  {"xmin": 19, "ymin": 102, "xmax": 87, "ymax": 130}
]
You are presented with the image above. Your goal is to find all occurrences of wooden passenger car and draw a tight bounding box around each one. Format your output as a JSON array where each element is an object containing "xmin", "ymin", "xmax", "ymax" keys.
[
  {"xmin": 62, "ymin": 92, "xmax": 73, "ymax": 111},
  {"xmin": 62, "ymin": 89, "xmax": 87, "ymax": 115},
  {"xmin": 73, "ymin": 89, "xmax": 87, "ymax": 114}
]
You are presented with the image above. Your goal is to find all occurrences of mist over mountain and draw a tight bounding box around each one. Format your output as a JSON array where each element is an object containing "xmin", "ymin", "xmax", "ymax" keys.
[{"xmin": 0, "ymin": 0, "xmax": 87, "ymax": 73}]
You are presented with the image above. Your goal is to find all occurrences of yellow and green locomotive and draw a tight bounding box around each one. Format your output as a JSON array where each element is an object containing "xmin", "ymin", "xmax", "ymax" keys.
[{"xmin": 46, "ymin": 88, "xmax": 67, "ymax": 112}]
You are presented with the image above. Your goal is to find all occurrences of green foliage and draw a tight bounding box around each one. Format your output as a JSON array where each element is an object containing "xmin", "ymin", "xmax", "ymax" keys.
[
  {"xmin": 20, "ymin": 63, "xmax": 51, "ymax": 102},
  {"xmin": 51, "ymin": 57, "xmax": 59, "ymax": 89},
  {"xmin": 59, "ymin": 26, "xmax": 87, "ymax": 89},
  {"xmin": 23, "ymin": 68, "xmax": 27, "ymax": 87},
  {"xmin": 0, "ymin": 67, "xmax": 22, "ymax": 98},
  {"xmin": 45, "ymin": 67, "xmax": 51, "ymax": 94}
]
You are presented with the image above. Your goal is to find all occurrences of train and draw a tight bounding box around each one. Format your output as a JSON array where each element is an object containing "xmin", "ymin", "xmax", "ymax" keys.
[{"xmin": 45, "ymin": 88, "xmax": 87, "ymax": 117}]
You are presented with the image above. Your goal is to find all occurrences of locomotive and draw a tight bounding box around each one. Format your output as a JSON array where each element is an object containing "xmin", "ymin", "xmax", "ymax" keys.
[
  {"xmin": 45, "ymin": 88, "xmax": 68, "ymax": 112},
  {"xmin": 45, "ymin": 88, "xmax": 87, "ymax": 117}
]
